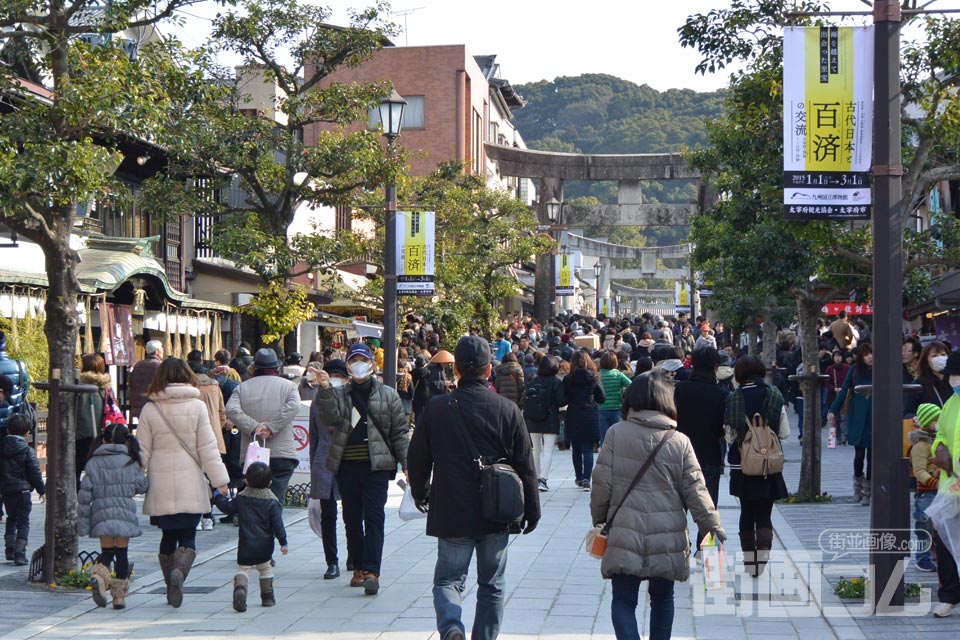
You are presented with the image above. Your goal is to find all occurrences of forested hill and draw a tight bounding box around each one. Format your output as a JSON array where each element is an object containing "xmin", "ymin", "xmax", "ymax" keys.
[{"xmin": 512, "ymin": 74, "xmax": 725, "ymax": 156}]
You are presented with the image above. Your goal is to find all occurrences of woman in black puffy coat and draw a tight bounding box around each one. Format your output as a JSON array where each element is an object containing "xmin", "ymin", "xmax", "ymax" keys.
[{"xmin": 564, "ymin": 350, "xmax": 605, "ymax": 491}]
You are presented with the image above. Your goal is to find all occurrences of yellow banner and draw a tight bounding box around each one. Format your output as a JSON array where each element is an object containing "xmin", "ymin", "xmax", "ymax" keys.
[
  {"xmin": 404, "ymin": 213, "xmax": 426, "ymax": 275},
  {"xmin": 559, "ymin": 254, "xmax": 571, "ymax": 287},
  {"xmin": 803, "ymin": 27, "xmax": 855, "ymax": 172}
]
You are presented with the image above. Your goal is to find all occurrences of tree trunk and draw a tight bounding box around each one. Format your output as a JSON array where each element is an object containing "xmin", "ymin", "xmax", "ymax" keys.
[
  {"xmin": 761, "ymin": 310, "xmax": 777, "ymax": 368},
  {"xmin": 747, "ymin": 325, "xmax": 759, "ymax": 356},
  {"xmin": 40, "ymin": 226, "xmax": 80, "ymax": 578},
  {"xmin": 796, "ymin": 291, "xmax": 824, "ymax": 501}
]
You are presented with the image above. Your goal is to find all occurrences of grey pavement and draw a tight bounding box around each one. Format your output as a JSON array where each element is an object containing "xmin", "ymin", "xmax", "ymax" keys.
[{"xmin": 0, "ymin": 411, "xmax": 958, "ymax": 638}]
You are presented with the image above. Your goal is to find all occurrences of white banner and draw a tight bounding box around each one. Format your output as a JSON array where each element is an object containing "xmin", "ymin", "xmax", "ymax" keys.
[{"xmin": 396, "ymin": 211, "xmax": 435, "ymax": 296}]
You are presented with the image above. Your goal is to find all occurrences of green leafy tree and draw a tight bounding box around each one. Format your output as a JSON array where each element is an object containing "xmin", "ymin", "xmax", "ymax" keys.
[
  {"xmin": 0, "ymin": 4, "xmax": 218, "ymax": 576},
  {"xmin": 680, "ymin": 1, "xmax": 960, "ymax": 499},
  {"xmin": 143, "ymin": 0, "xmax": 401, "ymax": 344}
]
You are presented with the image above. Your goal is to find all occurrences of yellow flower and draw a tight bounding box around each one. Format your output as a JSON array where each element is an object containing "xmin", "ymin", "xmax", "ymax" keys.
[
  {"xmin": 85, "ymin": 586, "xmax": 92, "ymax": 590},
  {"xmin": 851, "ymin": 578, "xmax": 859, "ymax": 584}
]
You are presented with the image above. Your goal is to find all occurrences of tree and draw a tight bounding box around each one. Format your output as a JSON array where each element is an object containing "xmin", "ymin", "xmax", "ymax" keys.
[
  {"xmin": 680, "ymin": 1, "xmax": 960, "ymax": 499},
  {"xmin": 0, "ymin": 2, "xmax": 217, "ymax": 576},
  {"xmin": 142, "ymin": 0, "xmax": 401, "ymax": 346},
  {"xmin": 370, "ymin": 162, "xmax": 551, "ymax": 345}
]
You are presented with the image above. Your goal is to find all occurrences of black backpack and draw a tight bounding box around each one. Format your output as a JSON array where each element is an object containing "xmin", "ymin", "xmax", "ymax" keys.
[{"xmin": 523, "ymin": 379, "xmax": 551, "ymax": 422}]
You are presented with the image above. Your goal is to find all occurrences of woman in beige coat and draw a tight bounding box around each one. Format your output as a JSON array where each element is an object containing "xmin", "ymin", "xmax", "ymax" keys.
[
  {"xmin": 591, "ymin": 370, "xmax": 726, "ymax": 640},
  {"xmin": 136, "ymin": 358, "xmax": 230, "ymax": 609}
]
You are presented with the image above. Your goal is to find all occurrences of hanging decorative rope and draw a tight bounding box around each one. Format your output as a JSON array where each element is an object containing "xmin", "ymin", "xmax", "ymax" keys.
[
  {"xmin": 98, "ymin": 295, "xmax": 110, "ymax": 355},
  {"xmin": 201, "ymin": 311, "xmax": 211, "ymax": 361},
  {"xmin": 163, "ymin": 303, "xmax": 173, "ymax": 357},
  {"xmin": 184, "ymin": 311, "xmax": 193, "ymax": 356},
  {"xmin": 9, "ymin": 285, "xmax": 19, "ymax": 351},
  {"xmin": 213, "ymin": 313, "xmax": 223, "ymax": 354},
  {"xmin": 84, "ymin": 296, "xmax": 94, "ymax": 354},
  {"xmin": 132, "ymin": 288, "xmax": 146, "ymax": 337},
  {"xmin": 25, "ymin": 287, "xmax": 34, "ymax": 320}
]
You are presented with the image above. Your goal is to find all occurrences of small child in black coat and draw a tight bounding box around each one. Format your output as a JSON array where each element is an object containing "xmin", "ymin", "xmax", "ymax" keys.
[
  {"xmin": 212, "ymin": 462, "xmax": 287, "ymax": 612},
  {"xmin": 0, "ymin": 415, "xmax": 44, "ymax": 565}
]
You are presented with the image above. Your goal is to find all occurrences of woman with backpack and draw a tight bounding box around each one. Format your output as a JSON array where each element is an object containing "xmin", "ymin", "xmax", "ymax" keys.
[
  {"xmin": 724, "ymin": 355, "xmax": 789, "ymax": 577},
  {"xmin": 564, "ymin": 351, "xmax": 605, "ymax": 491},
  {"xmin": 523, "ymin": 356, "xmax": 567, "ymax": 492},
  {"xmin": 827, "ymin": 342, "xmax": 874, "ymax": 506}
]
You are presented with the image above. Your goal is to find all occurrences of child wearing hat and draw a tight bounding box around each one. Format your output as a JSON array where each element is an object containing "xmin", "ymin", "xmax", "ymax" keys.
[{"xmin": 909, "ymin": 403, "xmax": 940, "ymax": 572}]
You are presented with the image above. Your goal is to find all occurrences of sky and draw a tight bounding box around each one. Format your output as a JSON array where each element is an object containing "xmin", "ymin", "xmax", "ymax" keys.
[{"xmin": 171, "ymin": 0, "xmax": 887, "ymax": 94}]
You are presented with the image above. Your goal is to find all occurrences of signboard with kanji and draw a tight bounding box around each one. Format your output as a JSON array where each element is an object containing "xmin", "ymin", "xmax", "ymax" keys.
[
  {"xmin": 783, "ymin": 26, "xmax": 874, "ymax": 220},
  {"xmin": 555, "ymin": 253, "xmax": 574, "ymax": 297},
  {"xmin": 396, "ymin": 211, "xmax": 435, "ymax": 296}
]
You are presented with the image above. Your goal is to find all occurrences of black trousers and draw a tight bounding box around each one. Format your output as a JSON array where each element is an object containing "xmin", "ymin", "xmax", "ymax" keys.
[
  {"xmin": 739, "ymin": 498, "xmax": 774, "ymax": 533},
  {"xmin": 2, "ymin": 492, "xmax": 31, "ymax": 542},
  {"xmin": 933, "ymin": 528, "xmax": 960, "ymax": 605},
  {"xmin": 337, "ymin": 461, "xmax": 390, "ymax": 575},
  {"xmin": 320, "ymin": 497, "xmax": 339, "ymax": 566}
]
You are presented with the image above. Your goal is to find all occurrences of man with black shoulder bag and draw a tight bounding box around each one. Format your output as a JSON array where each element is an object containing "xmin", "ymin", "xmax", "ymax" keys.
[{"xmin": 408, "ymin": 335, "xmax": 540, "ymax": 640}]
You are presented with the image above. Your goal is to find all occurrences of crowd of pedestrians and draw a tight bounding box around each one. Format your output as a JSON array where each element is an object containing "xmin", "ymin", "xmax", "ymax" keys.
[{"xmin": 1, "ymin": 303, "xmax": 960, "ymax": 637}]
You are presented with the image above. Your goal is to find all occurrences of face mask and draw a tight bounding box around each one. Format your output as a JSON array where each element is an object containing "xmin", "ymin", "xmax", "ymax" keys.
[
  {"xmin": 348, "ymin": 361, "xmax": 374, "ymax": 381},
  {"xmin": 931, "ymin": 355, "xmax": 948, "ymax": 373},
  {"xmin": 329, "ymin": 378, "xmax": 346, "ymax": 388},
  {"xmin": 306, "ymin": 371, "xmax": 317, "ymax": 383}
]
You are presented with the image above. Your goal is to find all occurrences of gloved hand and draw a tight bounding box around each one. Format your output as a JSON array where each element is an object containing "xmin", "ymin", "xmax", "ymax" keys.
[
  {"xmin": 415, "ymin": 498, "xmax": 429, "ymax": 514},
  {"xmin": 521, "ymin": 518, "xmax": 539, "ymax": 535},
  {"xmin": 713, "ymin": 526, "xmax": 728, "ymax": 544}
]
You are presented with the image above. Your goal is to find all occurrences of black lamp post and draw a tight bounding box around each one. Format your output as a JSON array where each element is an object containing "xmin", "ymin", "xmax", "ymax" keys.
[
  {"xmin": 615, "ymin": 293, "xmax": 621, "ymax": 318},
  {"xmin": 379, "ymin": 89, "xmax": 406, "ymax": 388},
  {"xmin": 546, "ymin": 198, "xmax": 561, "ymax": 318},
  {"xmin": 593, "ymin": 262, "xmax": 602, "ymax": 316}
]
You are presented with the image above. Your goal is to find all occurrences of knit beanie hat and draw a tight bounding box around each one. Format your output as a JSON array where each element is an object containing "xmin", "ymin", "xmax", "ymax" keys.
[{"xmin": 916, "ymin": 403, "xmax": 941, "ymax": 430}]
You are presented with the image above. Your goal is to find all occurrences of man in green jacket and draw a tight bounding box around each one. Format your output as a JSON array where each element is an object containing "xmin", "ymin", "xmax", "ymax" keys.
[{"xmin": 315, "ymin": 343, "xmax": 409, "ymax": 596}]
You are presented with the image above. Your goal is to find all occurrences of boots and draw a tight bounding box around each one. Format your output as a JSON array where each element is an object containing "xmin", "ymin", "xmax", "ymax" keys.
[
  {"xmin": 157, "ymin": 554, "xmax": 175, "ymax": 605},
  {"xmin": 259, "ymin": 577, "xmax": 276, "ymax": 607},
  {"xmin": 168, "ymin": 547, "xmax": 196, "ymax": 608},
  {"xmin": 739, "ymin": 531, "xmax": 758, "ymax": 577},
  {"xmin": 90, "ymin": 563, "xmax": 112, "ymax": 608},
  {"xmin": 860, "ymin": 480, "xmax": 871, "ymax": 506},
  {"xmin": 4, "ymin": 534, "xmax": 14, "ymax": 562},
  {"xmin": 755, "ymin": 528, "xmax": 774, "ymax": 576},
  {"xmin": 109, "ymin": 578, "xmax": 129, "ymax": 610},
  {"xmin": 232, "ymin": 574, "xmax": 248, "ymax": 612},
  {"xmin": 13, "ymin": 539, "xmax": 27, "ymax": 566},
  {"xmin": 853, "ymin": 476, "xmax": 863, "ymax": 502}
]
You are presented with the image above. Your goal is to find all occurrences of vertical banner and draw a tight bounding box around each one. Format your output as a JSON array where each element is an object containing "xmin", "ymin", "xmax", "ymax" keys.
[
  {"xmin": 99, "ymin": 303, "xmax": 135, "ymax": 366},
  {"xmin": 600, "ymin": 298, "xmax": 610, "ymax": 317},
  {"xmin": 675, "ymin": 281, "xmax": 691, "ymax": 316},
  {"xmin": 555, "ymin": 253, "xmax": 574, "ymax": 297},
  {"xmin": 783, "ymin": 26, "xmax": 874, "ymax": 220},
  {"xmin": 396, "ymin": 211, "xmax": 435, "ymax": 296}
]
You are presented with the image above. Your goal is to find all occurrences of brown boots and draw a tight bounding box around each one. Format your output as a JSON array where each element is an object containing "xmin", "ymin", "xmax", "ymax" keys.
[
  {"xmin": 740, "ymin": 528, "xmax": 774, "ymax": 577},
  {"xmin": 90, "ymin": 563, "xmax": 128, "ymax": 610},
  {"xmin": 159, "ymin": 548, "xmax": 196, "ymax": 608},
  {"xmin": 109, "ymin": 579, "xmax": 129, "ymax": 609},
  {"xmin": 233, "ymin": 574, "xmax": 248, "ymax": 612}
]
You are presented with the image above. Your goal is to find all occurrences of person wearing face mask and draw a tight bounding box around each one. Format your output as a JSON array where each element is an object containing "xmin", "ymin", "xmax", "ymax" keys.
[
  {"xmin": 929, "ymin": 350, "xmax": 960, "ymax": 618},
  {"xmin": 911, "ymin": 341, "xmax": 952, "ymax": 414},
  {"xmin": 299, "ymin": 361, "xmax": 323, "ymax": 401},
  {"xmin": 827, "ymin": 343, "xmax": 874, "ymax": 506},
  {"xmin": 314, "ymin": 343, "xmax": 409, "ymax": 596}
]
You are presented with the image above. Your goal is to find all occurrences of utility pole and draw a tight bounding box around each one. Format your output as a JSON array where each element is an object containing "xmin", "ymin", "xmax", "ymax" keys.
[{"xmin": 870, "ymin": 0, "xmax": 909, "ymax": 612}]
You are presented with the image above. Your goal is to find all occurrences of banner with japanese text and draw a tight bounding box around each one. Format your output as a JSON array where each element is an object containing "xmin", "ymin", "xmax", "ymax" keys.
[
  {"xmin": 674, "ymin": 281, "xmax": 690, "ymax": 315},
  {"xmin": 396, "ymin": 211, "xmax": 435, "ymax": 296},
  {"xmin": 99, "ymin": 303, "xmax": 134, "ymax": 366},
  {"xmin": 783, "ymin": 26, "xmax": 874, "ymax": 220},
  {"xmin": 555, "ymin": 253, "xmax": 574, "ymax": 297},
  {"xmin": 821, "ymin": 302, "xmax": 873, "ymax": 316}
]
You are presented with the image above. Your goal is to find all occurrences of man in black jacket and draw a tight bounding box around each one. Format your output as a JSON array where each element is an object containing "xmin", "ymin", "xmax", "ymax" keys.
[
  {"xmin": 408, "ymin": 336, "xmax": 540, "ymax": 640},
  {"xmin": 674, "ymin": 346, "xmax": 729, "ymax": 549}
]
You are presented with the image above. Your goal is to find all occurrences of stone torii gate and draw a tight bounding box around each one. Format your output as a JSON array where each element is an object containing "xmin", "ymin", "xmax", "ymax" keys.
[{"xmin": 484, "ymin": 144, "xmax": 703, "ymax": 321}]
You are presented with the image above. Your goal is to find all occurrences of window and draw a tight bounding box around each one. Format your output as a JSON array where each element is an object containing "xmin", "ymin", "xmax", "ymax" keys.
[
  {"xmin": 472, "ymin": 109, "xmax": 483, "ymax": 174},
  {"xmin": 335, "ymin": 204, "xmax": 352, "ymax": 232},
  {"xmin": 367, "ymin": 95, "xmax": 425, "ymax": 131}
]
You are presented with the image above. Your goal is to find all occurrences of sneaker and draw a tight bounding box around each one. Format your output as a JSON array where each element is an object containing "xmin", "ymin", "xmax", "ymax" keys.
[
  {"xmin": 200, "ymin": 517, "xmax": 214, "ymax": 531},
  {"xmin": 934, "ymin": 602, "xmax": 957, "ymax": 618},
  {"xmin": 916, "ymin": 557, "xmax": 937, "ymax": 572},
  {"xmin": 538, "ymin": 478, "xmax": 548, "ymax": 492},
  {"xmin": 581, "ymin": 480, "xmax": 591, "ymax": 492},
  {"xmin": 574, "ymin": 479, "xmax": 583, "ymax": 488}
]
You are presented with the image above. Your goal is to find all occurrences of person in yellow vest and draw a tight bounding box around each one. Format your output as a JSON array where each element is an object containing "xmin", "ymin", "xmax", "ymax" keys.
[
  {"xmin": 909, "ymin": 403, "xmax": 940, "ymax": 573},
  {"xmin": 929, "ymin": 352, "xmax": 960, "ymax": 617}
]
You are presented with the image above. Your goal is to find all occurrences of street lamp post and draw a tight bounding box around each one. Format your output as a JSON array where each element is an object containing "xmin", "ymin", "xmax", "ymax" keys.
[
  {"xmin": 593, "ymin": 262, "xmax": 602, "ymax": 317},
  {"xmin": 546, "ymin": 198, "xmax": 561, "ymax": 320},
  {"xmin": 379, "ymin": 89, "xmax": 406, "ymax": 388},
  {"xmin": 615, "ymin": 293, "xmax": 621, "ymax": 319}
]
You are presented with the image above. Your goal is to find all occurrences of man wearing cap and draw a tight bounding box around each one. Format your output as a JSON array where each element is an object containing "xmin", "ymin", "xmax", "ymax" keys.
[
  {"xmin": 407, "ymin": 336, "xmax": 540, "ymax": 640},
  {"xmin": 314, "ymin": 343, "xmax": 409, "ymax": 596},
  {"xmin": 226, "ymin": 348, "xmax": 301, "ymax": 504}
]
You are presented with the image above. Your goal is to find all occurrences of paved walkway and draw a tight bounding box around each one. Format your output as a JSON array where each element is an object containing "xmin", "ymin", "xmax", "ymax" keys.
[{"xmin": 0, "ymin": 412, "xmax": 958, "ymax": 639}]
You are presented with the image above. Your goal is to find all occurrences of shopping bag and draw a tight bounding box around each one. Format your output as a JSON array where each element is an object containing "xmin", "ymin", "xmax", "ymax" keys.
[
  {"xmin": 926, "ymin": 491, "xmax": 960, "ymax": 562},
  {"xmin": 308, "ymin": 499, "xmax": 323, "ymax": 537},
  {"xmin": 585, "ymin": 524, "xmax": 608, "ymax": 559},
  {"xmin": 398, "ymin": 478, "xmax": 426, "ymax": 522},
  {"xmin": 243, "ymin": 438, "xmax": 271, "ymax": 473},
  {"xmin": 700, "ymin": 532, "xmax": 724, "ymax": 591}
]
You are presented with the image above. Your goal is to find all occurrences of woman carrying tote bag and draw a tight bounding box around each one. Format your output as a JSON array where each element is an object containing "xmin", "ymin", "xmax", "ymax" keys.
[{"xmin": 591, "ymin": 371, "xmax": 725, "ymax": 640}]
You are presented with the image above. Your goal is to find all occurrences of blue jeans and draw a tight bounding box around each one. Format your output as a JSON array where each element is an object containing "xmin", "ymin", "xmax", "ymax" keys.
[
  {"xmin": 611, "ymin": 574, "xmax": 674, "ymax": 640},
  {"xmin": 269, "ymin": 457, "xmax": 299, "ymax": 505},
  {"xmin": 914, "ymin": 490, "xmax": 935, "ymax": 563},
  {"xmin": 599, "ymin": 409, "xmax": 621, "ymax": 443},
  {"xmin": 433, "ymin": 534, "xmax": 509, "ymax": 640},
  {"xmin": 571, "ymin": 440, "xmax": 594, "ymax": 484}
]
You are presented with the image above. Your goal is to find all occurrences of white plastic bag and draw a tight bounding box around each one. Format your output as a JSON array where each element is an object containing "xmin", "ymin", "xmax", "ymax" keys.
[
  {"xmin": 243, "ymin": 438, "xmax": 271, "ymax": 473},
  {"xmin": 398, "ymin": 479, "xmax": 426, "ymax": 522},
  {"xmin": 926, "ymin": 490, "xmax": 960, "ymax": 562},
  {"xmin": 308, "ymin": 499, "xmax": 323, "ymax": 537},
  {"xmin": 700, "ymin": 532, "xmax": 725, "ymax": 591}
]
